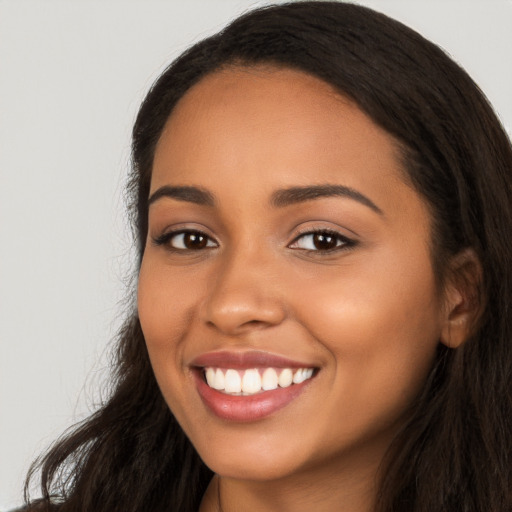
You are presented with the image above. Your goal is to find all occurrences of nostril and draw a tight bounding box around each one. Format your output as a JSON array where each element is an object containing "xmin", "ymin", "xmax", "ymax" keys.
[
  {"xmin": 244, "ymin": 319, "xmax": 268, "ymax": 327},
  {"xmin": 205, "ymin": 318, "xmax": 272, "ymax": 332}
]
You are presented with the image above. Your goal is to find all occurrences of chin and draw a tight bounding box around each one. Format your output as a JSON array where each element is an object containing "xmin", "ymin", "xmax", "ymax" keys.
[
  {"xmin": 189, "ymin": 425, "xmax": 313, "ymax": 482},
  {"xmin": 202, "ymin": 450, "xmax": 306, "ymax": 482}
]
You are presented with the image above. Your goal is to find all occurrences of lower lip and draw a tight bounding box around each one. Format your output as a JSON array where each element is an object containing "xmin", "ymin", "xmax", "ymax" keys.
[{"xmin": 193, "ymin": 370, "xmax": 313, "ymax": 422}]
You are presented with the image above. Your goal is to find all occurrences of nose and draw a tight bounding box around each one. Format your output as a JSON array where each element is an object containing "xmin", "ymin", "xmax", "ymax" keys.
[{"xmin": 200, "ymin": 248, "xmax": 287, "ymax": 335}]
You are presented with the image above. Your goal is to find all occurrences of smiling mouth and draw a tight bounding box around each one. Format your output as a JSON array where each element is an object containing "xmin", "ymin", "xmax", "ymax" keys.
[
  {"xmin": 204, "ymin": 367, "xmax": 315, "ymax": 395},
  {"xmin": 190, "ymin": 351, "xmax": 319, "ymax": 421}
]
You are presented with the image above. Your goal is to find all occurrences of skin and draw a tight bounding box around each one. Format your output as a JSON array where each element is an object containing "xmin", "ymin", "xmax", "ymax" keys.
[{"xmin": 137, "ymin": 66, "xmax": 464, "ymax": 512}]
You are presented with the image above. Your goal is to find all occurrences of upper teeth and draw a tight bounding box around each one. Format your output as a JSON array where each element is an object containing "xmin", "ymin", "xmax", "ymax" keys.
[{"xmin": 204, "ymin": 367, "xmax": 314, "ymax": 395}]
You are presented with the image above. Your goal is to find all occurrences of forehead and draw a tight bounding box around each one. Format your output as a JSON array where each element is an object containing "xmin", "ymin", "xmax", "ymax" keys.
[{"xmin": 151, "ymin": 66, "xmax": 414, "ymax": 216}]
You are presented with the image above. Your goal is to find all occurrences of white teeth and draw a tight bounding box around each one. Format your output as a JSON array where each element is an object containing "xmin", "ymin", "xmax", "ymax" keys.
[
  {"xmin": 278, "ymin": 368, "xmax": 293, "ymax": 388},
  {"xmin": 262, "ymin": 368, "xmax": 278, "ymax": 390},
  {"xmin": 224, "ymin": 369, "xmax": 242, "ymax": 393},
  {"xmin": 293, "ymin": 368, "xmax": 314, "ymax": 384},
  {"xmin": 204, "ymin": 366, "xmax": 315, "ymax": 395},
  {"xmin": 213, "ymin": 368, "xmax": 225, "ymax": 390},
  {"xmin": 293, "ymin": 368, "xmax": 306, "ymax": 384},
  {"xmin": 242, "ymin": 369, "xmax": 262, "ymax": 394},
  {"xmin": 205, "ymin": 367, "xmax": 216, "ymax": 387}
]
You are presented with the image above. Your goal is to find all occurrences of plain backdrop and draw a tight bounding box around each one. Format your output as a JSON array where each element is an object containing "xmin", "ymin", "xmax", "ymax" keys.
[{"xmin": 1, "ymin": 0, "xmax": 511, "ymax": 508}]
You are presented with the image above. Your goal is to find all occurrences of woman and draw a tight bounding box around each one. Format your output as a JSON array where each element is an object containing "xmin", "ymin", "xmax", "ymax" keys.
[{"xmin": 24, "ymin": 2, "xmax": 512, "ymax": 511}]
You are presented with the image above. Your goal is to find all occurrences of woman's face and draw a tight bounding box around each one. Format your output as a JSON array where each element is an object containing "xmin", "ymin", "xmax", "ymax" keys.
[{"xmin": 138, "ymin": 67, "xmax": 447, "ymax": 482}]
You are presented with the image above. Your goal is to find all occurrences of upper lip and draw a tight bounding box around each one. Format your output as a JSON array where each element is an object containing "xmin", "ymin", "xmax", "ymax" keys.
[{"xmin": 190, "ymin": 350, "xmax": 317, "ymax": 370}]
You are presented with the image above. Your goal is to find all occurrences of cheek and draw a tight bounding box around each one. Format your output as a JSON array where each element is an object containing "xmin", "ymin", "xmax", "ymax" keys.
[
  {"xmin": 138, "ymin": 256, "xmax": 202, "ymax": 348},
  {"xmin": 137, "ymin": 256, "xmax": 204, "ymax": 431},
  {"xmin": 294, "ymin": 249, "xmax": 440, "ymax": 337},
  {"xmin": 137, "ymin": 256, "xmax": 193, "ymax": 387},
  {"xmin": 289, "ymin": 248, "xmax": 443, "ymax": 416}
]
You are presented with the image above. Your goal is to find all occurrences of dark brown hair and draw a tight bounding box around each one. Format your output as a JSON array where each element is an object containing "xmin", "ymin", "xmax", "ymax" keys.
[{"xmin": 26, "ymin": 2, "xmax": 512, "ymax": 511}]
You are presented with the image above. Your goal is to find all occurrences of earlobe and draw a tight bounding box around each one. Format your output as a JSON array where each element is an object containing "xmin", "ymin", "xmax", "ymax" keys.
[{"xmin": 439, "ymin": 248, "xmax": 483, "ymax": 349}]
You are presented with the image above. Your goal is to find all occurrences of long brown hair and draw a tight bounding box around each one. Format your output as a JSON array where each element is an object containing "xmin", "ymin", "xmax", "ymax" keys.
[{"xmin": 26, "ymin": 3, "xmax": 512, "ymax": 511}]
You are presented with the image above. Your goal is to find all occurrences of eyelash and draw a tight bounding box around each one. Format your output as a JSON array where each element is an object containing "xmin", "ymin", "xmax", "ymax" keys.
[
  {"xmin": 152, "ymin": 230, "xmax": 217, "ymax": 251},
  {"xmin": 153, "ymin": 228, "xmax": 356, "ymax": 255},
  {"xmin": 289, "ymin": 228, "xmax": 356, "ymax": 253}
]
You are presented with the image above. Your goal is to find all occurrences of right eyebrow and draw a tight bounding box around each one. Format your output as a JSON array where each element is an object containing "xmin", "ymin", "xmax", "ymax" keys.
[
  {"xmin": 148, "ymin": 185, "xmax": 215, "ymax": 207},
  {"xmin": 270, "ymin": 184, "xmax": 383, "ymax": 216}
]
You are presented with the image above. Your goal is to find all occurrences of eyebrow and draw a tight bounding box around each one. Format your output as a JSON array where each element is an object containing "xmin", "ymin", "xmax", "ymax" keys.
[
  {"xmin": 271, "ymin": 184, "xmax": 383, "ymax": 215},
  {"xmin": 147, "ymin": 183, "xmax": 383, "ymax": 215},
  {"xmin": 148, "ymin": 185, "xmax": 215, "ymax": 207}
]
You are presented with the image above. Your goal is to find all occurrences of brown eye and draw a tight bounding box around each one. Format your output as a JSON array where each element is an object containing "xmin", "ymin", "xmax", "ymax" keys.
[
  {"xmin": 182, "ymin": 231, "xmax": 208, "ymax": 249},
  {"xmin": 289, "ymin": 230, "xmax": 354, "ymax": 252},
  {"xmin": 156, "ymin": 230, "xmax": 217, "ymax": 250},
  {"xmin": 312, "ymin": 233, "xmax": 338, "ymax": 250}
]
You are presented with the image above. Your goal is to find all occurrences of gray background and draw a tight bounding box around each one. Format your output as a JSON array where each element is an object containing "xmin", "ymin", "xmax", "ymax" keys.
[{"xmin": 1, "ymin": 0, "xmax": 511, "ymax": 508}]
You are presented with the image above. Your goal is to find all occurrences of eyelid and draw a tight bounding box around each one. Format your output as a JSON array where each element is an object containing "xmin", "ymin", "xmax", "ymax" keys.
[
  {"xmin": 288, "ymin": 227, "xmax": 357, "ymax": 252},
  {"xmin": 151, "ymin": 226, "xmax": 219, "ymax": 250},
  {"xmin": 150, "ymin": 223, "xmax": 357, "ymax": 254}
]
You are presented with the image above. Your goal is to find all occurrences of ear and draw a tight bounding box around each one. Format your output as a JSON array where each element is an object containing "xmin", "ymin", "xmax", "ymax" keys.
[{"xmin": 440, "ymin": 248, "xmax": 483, "ymax": 349}]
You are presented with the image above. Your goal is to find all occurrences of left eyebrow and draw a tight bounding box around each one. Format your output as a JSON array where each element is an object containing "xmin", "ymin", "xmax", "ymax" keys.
[
  {"xmin": 148, "ymin": 185, "xmax": 215, "ymax": 207},
  {"xmin": 270, "ymin": 184, "xmax": 383, "ymax": 216}
]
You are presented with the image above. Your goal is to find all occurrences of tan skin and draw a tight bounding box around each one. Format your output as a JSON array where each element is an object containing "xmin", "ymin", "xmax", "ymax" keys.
[{"xmin": 137, "ymin": 66, "xmax": 474, "ymax": 512}]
